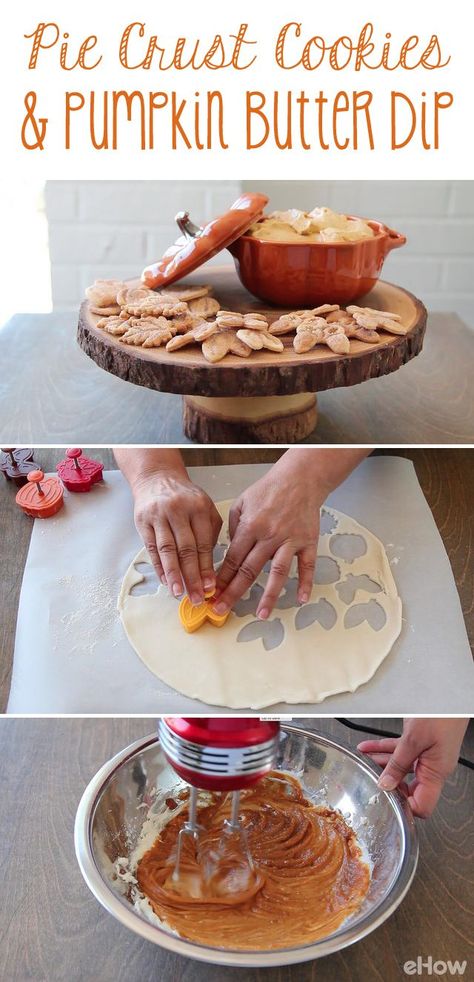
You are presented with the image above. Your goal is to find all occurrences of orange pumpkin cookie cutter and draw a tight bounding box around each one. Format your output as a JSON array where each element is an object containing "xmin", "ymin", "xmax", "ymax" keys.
[
  {"xmin": 15, "ymin": 470, "xmax": 64, "ymax": 518},
  {"xmin": 179, "ymin": 591, "xmax": 229, "ymax": 633}
]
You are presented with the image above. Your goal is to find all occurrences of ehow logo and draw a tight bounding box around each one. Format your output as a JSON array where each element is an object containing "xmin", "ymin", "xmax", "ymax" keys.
[{"xmin": 404, "ymin": 957, "xmax": 468, "ymax": 976}]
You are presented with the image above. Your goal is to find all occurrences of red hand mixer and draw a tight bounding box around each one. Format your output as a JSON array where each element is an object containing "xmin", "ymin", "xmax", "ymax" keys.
[{"xmin": 158, "ymin": 717, "xmax": 280, "ymax": 891}]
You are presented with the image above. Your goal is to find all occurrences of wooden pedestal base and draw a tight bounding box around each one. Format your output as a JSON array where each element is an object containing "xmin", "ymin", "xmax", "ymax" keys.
[{"xmin": 183, "ymin": 393, "xmax": 318, "ymax": 444}]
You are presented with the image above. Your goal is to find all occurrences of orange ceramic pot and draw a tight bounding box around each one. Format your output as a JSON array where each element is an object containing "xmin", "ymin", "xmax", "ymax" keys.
[{"xmin": 228, "ymin": 219, "xmax": 406, "ymax": 307}]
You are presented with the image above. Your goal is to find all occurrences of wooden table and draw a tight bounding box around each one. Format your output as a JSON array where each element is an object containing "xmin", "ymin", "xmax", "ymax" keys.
[
  {"xmin": 0, "ymin": 311, "xmax": 473, "ymax": 443},
  {"xmin": 1, "ymin": 448, "xmax": 472, "ymax": 713},
  {"xmin": 0, "ymin": 716, "xmax": 472, "ymax": 982}
]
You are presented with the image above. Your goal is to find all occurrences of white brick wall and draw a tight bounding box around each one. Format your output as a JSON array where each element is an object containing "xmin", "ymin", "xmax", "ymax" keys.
[
  {"xmin": 45, "ymin": 181, "xmax": 474, "ymax": 326},
  {"xmin": 45, "ymin": 181, "xmax": 241, "ymax": 309}
]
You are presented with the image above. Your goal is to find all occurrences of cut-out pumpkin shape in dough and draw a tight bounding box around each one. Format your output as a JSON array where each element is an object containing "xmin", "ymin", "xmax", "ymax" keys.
[
  {"xmin": 314, "ymin": 557, "xmax": 340, "ymax": 585},
  {"xmin": 329, "ymin": 533, "xmax": 367, "ymax": 563},
  {"xmin": 179, "ymin": 594, "xmax": 230, "ymax": 634}
]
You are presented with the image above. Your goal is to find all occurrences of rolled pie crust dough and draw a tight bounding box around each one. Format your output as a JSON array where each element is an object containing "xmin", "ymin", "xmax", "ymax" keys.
[{"xmin": 118, "ymin": 502, "xmax": 402, "ymax": 709}]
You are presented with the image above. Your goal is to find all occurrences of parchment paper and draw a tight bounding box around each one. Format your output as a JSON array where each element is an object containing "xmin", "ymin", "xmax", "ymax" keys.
[{"xmin": 8, "ymin": 456, "xmax": 474, "ymax": 714}]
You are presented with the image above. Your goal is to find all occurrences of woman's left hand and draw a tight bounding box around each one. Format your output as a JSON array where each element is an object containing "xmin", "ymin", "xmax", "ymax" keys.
[{"xmin": 213, "ymin": 456, "xmax": 325, "ymax": 619}]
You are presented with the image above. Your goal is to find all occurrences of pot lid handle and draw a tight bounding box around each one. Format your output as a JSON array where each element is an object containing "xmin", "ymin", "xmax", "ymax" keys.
[
  {"xmin": 175, "ymin": 211, "xmax": 203, "ymax": 239},
  {"xmin": 142, "ymin": 192, "xmax": 268, "ymax": 290}
]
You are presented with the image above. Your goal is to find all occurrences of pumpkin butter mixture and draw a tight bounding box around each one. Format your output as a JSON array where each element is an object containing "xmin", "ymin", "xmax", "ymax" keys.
[{"xmin": 137, "ymin": 772, "xmax": 370, "ymax": 950}]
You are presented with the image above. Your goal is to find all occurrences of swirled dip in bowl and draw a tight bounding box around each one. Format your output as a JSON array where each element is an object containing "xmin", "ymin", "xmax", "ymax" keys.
[{"xmin": 136, "ymin": 771, "xmax": 370, "ymax": 950}]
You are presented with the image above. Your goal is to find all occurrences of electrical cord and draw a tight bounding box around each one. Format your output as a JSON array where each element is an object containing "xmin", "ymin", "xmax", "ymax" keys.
[{"xmin": 336, "ymin": 718, "xmax": 474, "ymax": 771}]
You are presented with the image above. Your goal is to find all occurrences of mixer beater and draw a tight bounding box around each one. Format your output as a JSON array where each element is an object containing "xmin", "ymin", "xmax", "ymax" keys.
[{"xmin": 158, "ymin": 717, "xmax": 280, "ymax": 896}]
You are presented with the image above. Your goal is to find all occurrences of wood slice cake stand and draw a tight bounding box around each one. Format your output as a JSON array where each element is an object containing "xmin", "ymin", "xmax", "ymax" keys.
[{"xmin": 77, "ymin": 267, "xmax": 427, "ymax": 443}]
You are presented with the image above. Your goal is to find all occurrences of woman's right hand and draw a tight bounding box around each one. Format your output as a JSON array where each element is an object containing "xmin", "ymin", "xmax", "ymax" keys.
[{"xmin": 133, "ymin": 471, "xmax": 222, "ymax": 604}]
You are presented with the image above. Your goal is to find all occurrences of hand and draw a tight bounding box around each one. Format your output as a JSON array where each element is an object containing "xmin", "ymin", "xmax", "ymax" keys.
[
  {"xmin": 358, "ymin": 718, "xmax": 469, "ymax": 818},
  {"xmin": 133, "ymin": 471, "xmax": 222, "ymax": 604},
  {"xmin": 213, "ymin": 455, "xmax": 325, "ymax": 619}
]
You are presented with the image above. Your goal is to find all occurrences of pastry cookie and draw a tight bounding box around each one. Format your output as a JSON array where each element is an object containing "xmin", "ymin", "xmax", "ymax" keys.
[
  {"xmin": 119, "ymin": 317, "xmax": 174, "ymax": 347},
  {"xmin": 202, "ymin": 331, "xmax": 252, "ymax": 363},
  {"xmin": 116, "ymin": 285, "xmax": 156, "ymax": 307},
  {"xmin": 122, "ymin": 297, "xmax": 189, "ymax": 318},
  {"xmin": 347, "ymin": 306, "xmax": 407, "ymax": 334},
  {"xmin": 188, "ymin": 296, "xmax": 221, "ymax": 318},
  {"xmin": 236, "ymin": 329, "xmax": 284, "ymax": 352},
  {"xmin": 85, "ymin": 279, "xmax": 126, "ymax": 308},
  {"xmin": 166, "ymin": 320, "xmax": 219, "ymax": 351},
  {"xmin": 216, "ymin": 311, "xmax": 269, "ymax": 331},
  {"xmin": 159, "ymin": 284, "xmax": 212, "ymax": 302},
  {"xmin": 96, "ymin": 315, "xmax": 128, "ymax": 335},
  {"xmin": 293, "ymin": 320, "xmax": 350, "ymax": 355}
]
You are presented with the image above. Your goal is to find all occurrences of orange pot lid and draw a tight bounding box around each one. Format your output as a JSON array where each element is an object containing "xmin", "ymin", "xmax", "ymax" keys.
[{"xmin": 141, "ymin": 192, "xmax": 268, "ymax": 290}]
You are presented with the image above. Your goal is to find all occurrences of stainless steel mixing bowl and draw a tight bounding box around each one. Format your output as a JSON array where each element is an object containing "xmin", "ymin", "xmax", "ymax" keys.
[{"xmin": 75, "ymin": 725, "xmax": 418, "ymax": 967}]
